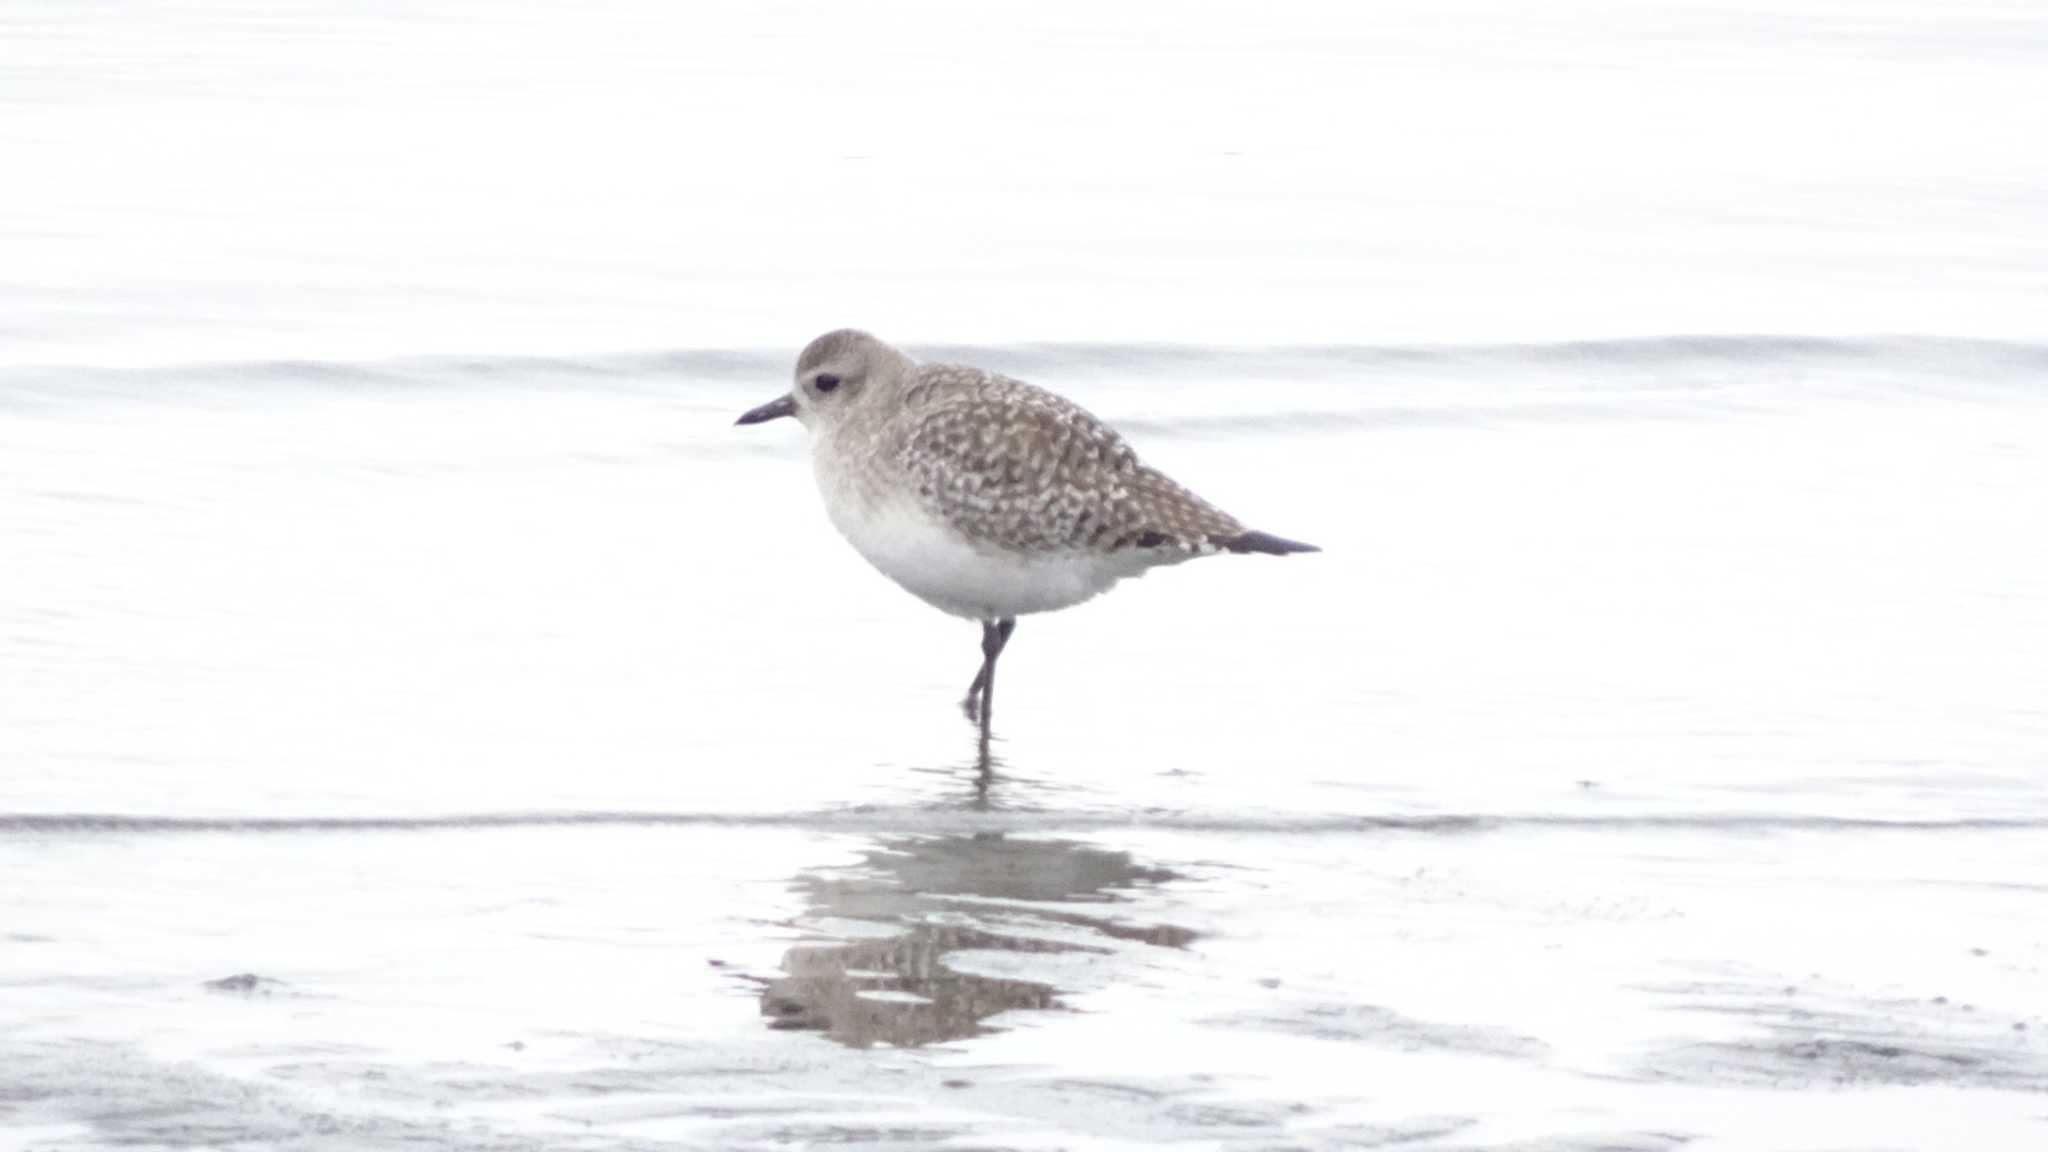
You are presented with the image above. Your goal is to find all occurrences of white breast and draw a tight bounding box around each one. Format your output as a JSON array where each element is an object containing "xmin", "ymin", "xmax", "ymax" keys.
[{"xmin": 811, "ymin": 439, "xmax": 1131, "ymax": 620}]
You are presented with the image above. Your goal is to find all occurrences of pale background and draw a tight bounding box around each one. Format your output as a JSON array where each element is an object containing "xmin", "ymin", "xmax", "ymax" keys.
[{"xmin": 4, "ymin": 2, "xmax": 2047, "ymax": 1149}]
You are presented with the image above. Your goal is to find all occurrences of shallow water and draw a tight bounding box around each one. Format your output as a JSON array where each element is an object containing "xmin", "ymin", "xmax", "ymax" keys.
[
  {"xmin": 7, "ymin": 339, "xmax": 2048, "ymax": 1150},
  {"xmin": 7, "ymin": 1, "xmax": 2048, "ymax": 1149}
]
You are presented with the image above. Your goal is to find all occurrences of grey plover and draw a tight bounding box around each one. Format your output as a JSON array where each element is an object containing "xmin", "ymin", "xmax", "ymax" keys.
[{"xmin": 737, "ymin": 329, "xmax": 1317, "ymax": 753}]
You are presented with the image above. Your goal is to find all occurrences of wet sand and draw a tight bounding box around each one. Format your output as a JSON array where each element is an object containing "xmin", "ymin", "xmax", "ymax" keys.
[
  {"xmin": 5, "ymin": 814, "xmax": 2045, "ymax": 1150},
  {"xmin": 9, "ymin": 0, "xmax": 2048, "ymax": 1144},
  {"xmin": 6, "ymin": 341, "xmax": 2048, "ymax": 1149}
]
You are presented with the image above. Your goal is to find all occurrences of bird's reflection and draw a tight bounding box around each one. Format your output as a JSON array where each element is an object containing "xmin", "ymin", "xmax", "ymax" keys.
[{"xmin": 758, "ymin": 833, "xmax": 1194, "ymax": 1048}]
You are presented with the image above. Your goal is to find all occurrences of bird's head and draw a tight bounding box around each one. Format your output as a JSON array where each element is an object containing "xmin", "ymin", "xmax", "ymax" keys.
[{"xmin": 735, "ymin": 328, "xmax": 914, "ymax": 434}]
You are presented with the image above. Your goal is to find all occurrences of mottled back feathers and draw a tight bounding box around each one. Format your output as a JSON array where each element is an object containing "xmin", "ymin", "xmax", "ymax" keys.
[{"xmin": 882, "ymin": 363, "xmax": 1247, "ymax": 557}]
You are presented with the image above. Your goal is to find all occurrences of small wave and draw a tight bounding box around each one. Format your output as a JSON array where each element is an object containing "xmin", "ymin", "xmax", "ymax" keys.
[
  {"xmin": 921, "ymin": 334, "xmax": 2048, "ymax": 377},
  {"xmin": 5, "ymin": 335, "xmax": 2045, "ymax": 397},
  {"xmin": 2, "ymin": 809, "xmax": 2040, "ymax": 837}
]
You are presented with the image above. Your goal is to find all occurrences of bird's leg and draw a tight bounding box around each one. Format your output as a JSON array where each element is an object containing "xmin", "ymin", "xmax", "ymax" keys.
[
  {"xmin": 961, "ymin": 618, "xmax": 1011, "ymax": 721},
  {"xmin": 970, "ymin": 618, "xmax": 1016, "ymax": 773},
  {"xmin": 962, "ymin": 635, "xmax": 991, "ymax": 723},
  {"xmin": 961, "ymin": 618, "xmax": 1016, "ymax": 729},
  {"xmin": 979, "ymin": 617, "xmax": 1015, "ymax": 742}
]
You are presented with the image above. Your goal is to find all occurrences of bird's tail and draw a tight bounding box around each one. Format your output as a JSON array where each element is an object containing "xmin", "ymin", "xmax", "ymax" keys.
[{"xmin": 1219, "ymin": 529, "xmax": 1320, "ymax": 556}]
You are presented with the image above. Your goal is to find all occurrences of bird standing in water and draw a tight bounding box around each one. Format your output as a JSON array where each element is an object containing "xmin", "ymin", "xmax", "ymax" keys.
[{"xmin": 736, "ymin": 329, "xmax": 1317, "ymax": 766}]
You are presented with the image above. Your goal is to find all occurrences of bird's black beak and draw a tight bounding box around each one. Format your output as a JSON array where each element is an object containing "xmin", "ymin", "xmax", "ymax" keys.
[{"xmin": 735, "ymin": 393, "xmax": 797, "ymax": 426}]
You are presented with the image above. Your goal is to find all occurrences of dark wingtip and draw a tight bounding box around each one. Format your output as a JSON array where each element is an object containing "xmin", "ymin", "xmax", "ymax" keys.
[{"xmin": 1220, "ymin": 530, "xmax": 1321, "ymax": 556}]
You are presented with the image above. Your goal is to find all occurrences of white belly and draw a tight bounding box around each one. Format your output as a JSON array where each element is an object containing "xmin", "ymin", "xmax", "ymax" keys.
[
  {"xmin": 807, "ymin": 429, "xmax": 1188, "ymax": 620},
  {"xmin": 823, "ymin": 490, "xmax": 1123, "ymax": 620}
]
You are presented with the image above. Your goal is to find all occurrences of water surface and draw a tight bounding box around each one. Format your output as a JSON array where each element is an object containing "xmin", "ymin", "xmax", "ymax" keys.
[{"xmin": 6, "ymin": 2, "xmax": 2048, "ymax": 1149}]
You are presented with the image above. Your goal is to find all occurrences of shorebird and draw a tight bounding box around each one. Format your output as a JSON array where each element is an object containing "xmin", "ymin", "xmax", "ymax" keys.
[{"xmin": 736, "ymin": 329, "xmax": 1317, "ymax": 759}]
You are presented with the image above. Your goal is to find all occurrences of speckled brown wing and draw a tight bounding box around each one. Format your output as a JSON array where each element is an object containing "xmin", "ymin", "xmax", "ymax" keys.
[{"xmin": 893, "ymin": 365, "xmax": 1245, "ymax": 555}]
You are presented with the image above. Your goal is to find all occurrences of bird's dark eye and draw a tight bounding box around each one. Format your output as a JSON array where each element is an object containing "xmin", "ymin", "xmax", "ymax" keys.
[{"xmin": 814, "ymin": 373, "xmax": 841, "ymax": 393}]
